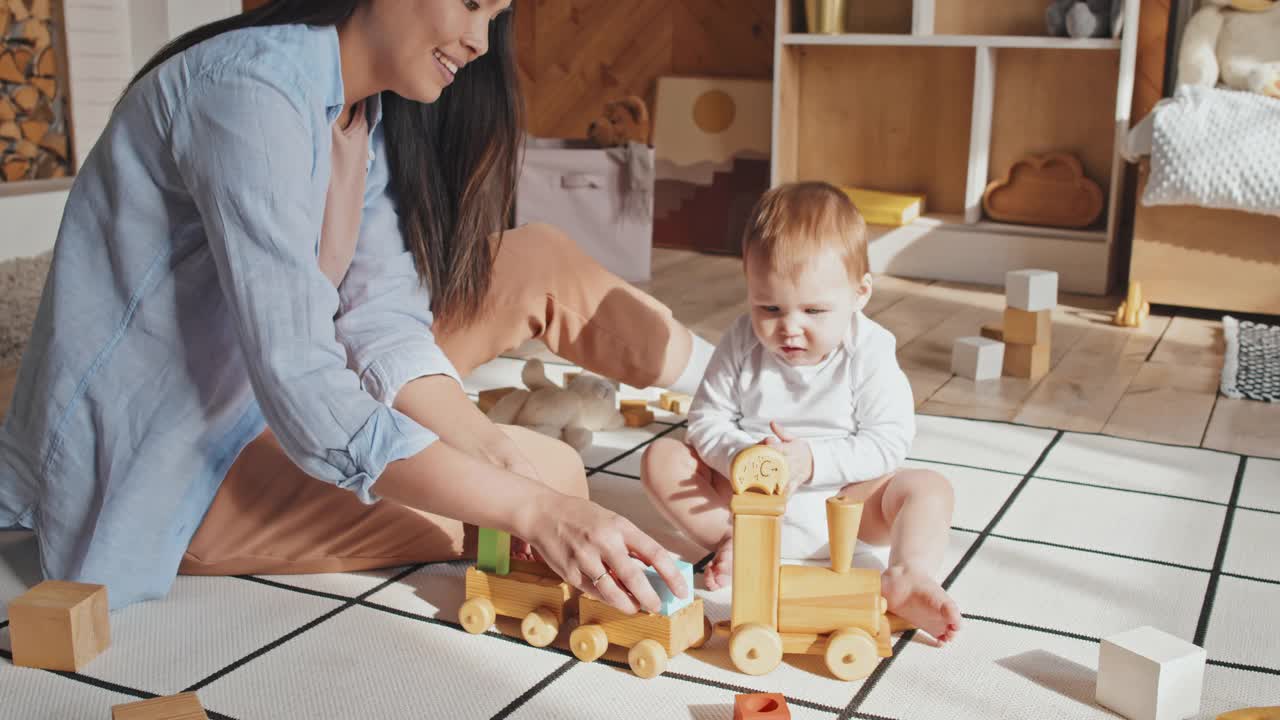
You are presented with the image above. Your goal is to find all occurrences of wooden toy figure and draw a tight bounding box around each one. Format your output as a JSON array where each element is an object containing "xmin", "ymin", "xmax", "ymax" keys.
[
  {"xmin": 1114, "ymin": 281, "xmax": 1151, "ymax": 327},
  {"xmin": 718, "ymin": 446, "xmax": 892, "ymax": 680},
  {"xmin": 569, "ymin": 559, "xmax": 710, "ymax": 679}
]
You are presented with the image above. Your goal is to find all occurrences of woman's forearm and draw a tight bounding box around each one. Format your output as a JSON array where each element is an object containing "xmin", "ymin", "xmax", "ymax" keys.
[
  {"xmin": 392, "ymin": 374, "xmax": 531, "ymax": 476},
  {"xmin": 374, "ymin": 439, "xmax": 548, "ymax": 539}
]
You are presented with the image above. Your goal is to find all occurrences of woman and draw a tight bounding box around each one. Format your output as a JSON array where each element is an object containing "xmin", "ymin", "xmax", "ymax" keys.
[{"xmin": 0, "ymin": 0, "xmax": 714, "ymax": 614}]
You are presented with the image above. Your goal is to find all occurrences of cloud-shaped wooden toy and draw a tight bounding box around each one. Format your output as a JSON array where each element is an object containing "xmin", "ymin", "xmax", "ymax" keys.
[{"xmin": 982, "ymin": 152, "xmax": 1104, "ymax": 229}]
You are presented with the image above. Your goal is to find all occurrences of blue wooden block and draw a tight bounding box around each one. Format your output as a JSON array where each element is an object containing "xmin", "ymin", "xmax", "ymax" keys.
[
  {"xmin": 477, "ymin": 528, "xmax": 510, "ymax": 575},
  {"xmin": 644, "ymin": 558, "xmax": 694, "ymax": 616}
]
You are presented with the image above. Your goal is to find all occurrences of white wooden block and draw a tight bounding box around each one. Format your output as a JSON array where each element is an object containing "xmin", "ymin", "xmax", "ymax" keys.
[
  {"xmin": 1096, "ymin": 626, "xmax": 1207, "ymax": 720},
  {"xmin": 1005, "ymin": 269, "xmax": 1059, "ymax": 311},
  {"xmin": 950, "ymin": 337, "xmax": 1004, "ymax": 380}
]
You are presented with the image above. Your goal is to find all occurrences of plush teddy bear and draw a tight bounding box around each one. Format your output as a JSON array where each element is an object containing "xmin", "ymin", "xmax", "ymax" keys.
[
  {"xmin": 485, "ymin": 359, "xmax": 624, "ymax": 451},
  {"xmin": 1178, "ymin": 0, "xmax": 1280, "ymax": 99},
  {"xmin": 1046, "ymin": 0, "xmax": 1122, "ymax": 39},
  {"xmin": 586, "ymin": 96, "xmax": 650, "ymax": 148}
]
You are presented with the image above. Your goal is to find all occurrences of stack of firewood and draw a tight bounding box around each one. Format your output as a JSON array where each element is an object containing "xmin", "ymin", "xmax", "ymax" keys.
[{"xmin": 0, "ymin": 0, "xmax": 70, "ymax": 183}]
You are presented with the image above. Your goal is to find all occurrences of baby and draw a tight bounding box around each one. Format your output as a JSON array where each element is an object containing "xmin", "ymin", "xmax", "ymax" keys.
[{"xmin": 641, "ymin": 182, "xmax": 960, "ymax": 642}]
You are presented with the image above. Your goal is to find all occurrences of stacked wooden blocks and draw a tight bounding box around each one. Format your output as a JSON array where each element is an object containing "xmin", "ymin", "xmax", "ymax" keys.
[
  {"xmin": 1000, "ymin": 269, "xmax": 1057, "ymax": 379},
  {"xmin": 8, "ymin": 580, "xmax": 110, "ymax": 672},
  {"xmin": 950, "ymin": 270, "xmax": 1057, "ymax": 381},
  {"xmin": 1096, "ymin": 625, "xmax": 1206, "ymax": 720}
]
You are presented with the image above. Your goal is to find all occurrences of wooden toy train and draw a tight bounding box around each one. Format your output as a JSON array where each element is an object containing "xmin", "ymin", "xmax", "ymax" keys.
[
  {"xmin": 458, "ymin": 531, "xmax": 709, "ymax": 679},
  {"xmin": 715, "ymin": 445, "xmax": 893, "ymax": 680},
  {"xmin": 458, "ymin": 445, "xmax": 891, "ymax": 681}
]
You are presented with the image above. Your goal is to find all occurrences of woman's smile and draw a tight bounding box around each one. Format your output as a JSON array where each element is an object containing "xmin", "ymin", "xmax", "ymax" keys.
[{"xmin": 433, "ymin": 48, "xmax": 459, "ymax": 84}]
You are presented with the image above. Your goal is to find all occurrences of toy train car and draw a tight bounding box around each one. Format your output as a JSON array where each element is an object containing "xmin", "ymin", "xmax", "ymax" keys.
[{"xmin": 459, "ymin": 556, "xmax": 709, "ymax": 679}]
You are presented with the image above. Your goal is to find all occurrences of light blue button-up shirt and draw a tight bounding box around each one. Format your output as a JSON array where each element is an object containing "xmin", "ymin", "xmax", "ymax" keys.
[{"xmin": 0, "ymin": 24, "xmax": 459, "ymax": 609}]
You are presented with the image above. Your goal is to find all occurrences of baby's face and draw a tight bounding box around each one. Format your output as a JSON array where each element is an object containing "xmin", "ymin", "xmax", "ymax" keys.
[{"xmin": 746, "ymin": 248, "xmax": 870, "ymax": 366}]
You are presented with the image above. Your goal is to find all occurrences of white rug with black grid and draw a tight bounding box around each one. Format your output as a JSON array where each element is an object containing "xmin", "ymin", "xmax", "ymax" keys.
[{"xmin": 2, "ymin": 356, "xmax": 1277, "ymax": 719}]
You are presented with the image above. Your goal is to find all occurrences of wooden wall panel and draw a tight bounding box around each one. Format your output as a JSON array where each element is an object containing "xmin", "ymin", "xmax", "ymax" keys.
[{"xmin": 520, "ymin": 0, "xmax": 774, "ymax": 140}]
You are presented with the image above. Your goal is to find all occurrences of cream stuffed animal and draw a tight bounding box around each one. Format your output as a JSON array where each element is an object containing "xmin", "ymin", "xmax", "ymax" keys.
[
  {"xmin": 1178, "ymin": 0, "xmax": 1280, "ymax": 99},
  {"xmin": 485, "ymin": 359, "xmax": 624, "ymax": 451}
]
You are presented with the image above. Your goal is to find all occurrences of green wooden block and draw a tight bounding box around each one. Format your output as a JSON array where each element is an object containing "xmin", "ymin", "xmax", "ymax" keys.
[{"xmin": 477, "ymin": 528, "xmax": 511, "ymax": 575}]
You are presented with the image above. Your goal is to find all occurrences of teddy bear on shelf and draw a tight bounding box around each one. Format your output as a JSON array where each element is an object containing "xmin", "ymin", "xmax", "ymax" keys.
[
  {"xmin": 1178, "ymin": 0, "xmax": 1280, "ymax": 99},
  {"xmin": 1045, "ymin": 0, "xmax": 1122, "ymax": 39},
  {"xmin": 586, "ymin": 95, "xmax": 650, "ymax": 148},
  {"xmin": 485, "ymin": 359, "xmax": 624, "ymax": 452}
]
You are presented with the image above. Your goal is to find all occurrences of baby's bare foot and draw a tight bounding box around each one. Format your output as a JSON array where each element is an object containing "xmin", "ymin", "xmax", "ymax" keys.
[
  {"xmin": 881, "ymin": 566, "xmax": 961, "ymax": 643},
  {"xmin": 703, "ymin": 536, "xmax": 734, "ymax": 591}
]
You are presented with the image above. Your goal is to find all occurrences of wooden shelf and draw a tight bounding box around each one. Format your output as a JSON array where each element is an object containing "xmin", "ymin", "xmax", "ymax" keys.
[
  {"xmin": 867, "ymin": 214, "xmax": 1107, "ymax": 244},
  {"xmin": 770, "ymin": 0, "xmax": 1140, "ymax": 295},
  {"xmin": 782, "ymin": 33, "xmax": 1122, "ymax": 50},
  {"xmin": 864, "ymin": 214, "xmax": 1112, "ymax": 292}
]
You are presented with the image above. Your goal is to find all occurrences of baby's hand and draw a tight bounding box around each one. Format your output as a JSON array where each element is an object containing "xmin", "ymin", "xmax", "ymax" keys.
[{"xmin": 763, "ymin": 421, "xmax": 813, "ymax": 492}]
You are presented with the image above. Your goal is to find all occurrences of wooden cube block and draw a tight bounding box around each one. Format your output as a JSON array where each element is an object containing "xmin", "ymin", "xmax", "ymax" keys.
[
  {"xmin": 620, "ymin": 399, "xmax": 649, "ymax": 413},
  {"xmin": 622, "ymin": 408, "xmax": 655, "ymax": 427},
  {"xmin": 659, "ymin": 391, "xmax": 693, "ymax": 414},
  {"xmin": 951, "ymin": 337, "xmax": 1004, "ymax": 381},
  {"xmin": 1004, "ymin": 341, "xmax": 1050, "ymax": 379},
  {"xmin": 112, "ymin": 692, "xmax": 209, "ymax": 719},
  {"xmin": 1005, "ymin": 269, "xmax": 1058, "ymax": 311},
  {"xmin": 1096, "ymin": 626, "xmax": 1206, "ymax": 720},
  {"xmin": 1003, "ymin": 307, "xmax": 1051, "ymax": 345},
  {"xmin": 477, "ymin": 527, "xmax": 511, "ymax": 575},
  {"xmin": 734, "ymin": 692, "xmax": 791, "ymax": 720},
  {"xmin": 980, "ymin": 323, "xmax": 1004, "ymax": 342},
  {"xmin": 478, "ymin": 387, "xmax": 518, "ymax": 414},
  {"xmin": 8, "ymin": 580, "xmax": 109, "ymax": 671},
  {"xmin": 643, "ymin": 558, "xmax": 694, "ymax": 616}
]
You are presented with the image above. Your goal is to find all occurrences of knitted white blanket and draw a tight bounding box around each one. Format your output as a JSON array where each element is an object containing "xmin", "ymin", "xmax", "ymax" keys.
[{"xmin": 1138, "ymin": 85, "xmax": 1280, "ymax": 216}]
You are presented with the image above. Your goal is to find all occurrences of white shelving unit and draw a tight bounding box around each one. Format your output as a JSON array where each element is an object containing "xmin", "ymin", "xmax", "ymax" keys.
[{"xmin": 770, "ymin": 0, "xmax": 1141, "ymax": 294}]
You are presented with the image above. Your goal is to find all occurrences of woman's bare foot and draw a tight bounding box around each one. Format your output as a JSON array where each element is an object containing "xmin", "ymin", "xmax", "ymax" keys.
[
  {"xmin": 703, "ymin": 536, "xmax": 734, "ymax": 591},
  {"xmin": 880, "ymin": 566, "xmax": 962, "ymax": 643}
]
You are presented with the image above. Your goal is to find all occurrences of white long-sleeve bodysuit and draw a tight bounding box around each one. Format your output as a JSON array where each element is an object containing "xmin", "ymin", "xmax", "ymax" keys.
[{"xmin": 686, "ymin": 312, "xmax": 915, "ymax": 560}]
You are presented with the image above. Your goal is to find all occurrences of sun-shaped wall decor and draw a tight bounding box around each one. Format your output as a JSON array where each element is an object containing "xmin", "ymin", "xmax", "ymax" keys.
[
  {"xmin": 654, "ymin": 77, "xmax": 770, "ymax": 171},
  {"xmin": 692, "ymin": 90, "xmax": 736, "ymax": 134}
]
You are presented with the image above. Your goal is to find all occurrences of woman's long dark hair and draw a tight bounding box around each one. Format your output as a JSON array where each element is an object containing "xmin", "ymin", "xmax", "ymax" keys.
[{"xmin": 127, "ymin": 0, "xmax": 523, "ymax": 326}]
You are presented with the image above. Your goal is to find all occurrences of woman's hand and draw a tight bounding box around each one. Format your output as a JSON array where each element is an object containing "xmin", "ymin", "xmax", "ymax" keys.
[{"xmin": 516, "ymin": 492, "xmax": 690, "ymax": 616}]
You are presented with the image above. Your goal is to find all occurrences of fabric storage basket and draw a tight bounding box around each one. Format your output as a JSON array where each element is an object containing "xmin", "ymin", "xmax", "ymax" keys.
[{"xmin": 515, "ymin": 137, "xmax": 654, "ymax": 283}]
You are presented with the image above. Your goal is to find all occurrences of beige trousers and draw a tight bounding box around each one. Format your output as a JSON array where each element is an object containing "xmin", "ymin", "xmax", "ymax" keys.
[{"xmin": 179, "ymin": 223, "xmax": 686, "ymax": 576}]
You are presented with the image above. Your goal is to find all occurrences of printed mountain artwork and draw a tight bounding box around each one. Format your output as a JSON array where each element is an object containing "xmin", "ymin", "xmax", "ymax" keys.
[{"xmin": 652, "ymin": 77, "xmax": 772, "ymax": 256}]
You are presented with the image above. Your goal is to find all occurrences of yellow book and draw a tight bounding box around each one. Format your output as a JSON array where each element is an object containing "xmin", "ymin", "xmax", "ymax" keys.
[{"xmin": 840, "ymin": 187, "xmax": 926, "ymax": 226}]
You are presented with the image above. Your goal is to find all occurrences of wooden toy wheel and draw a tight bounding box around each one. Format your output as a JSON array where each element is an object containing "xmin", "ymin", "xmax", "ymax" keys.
[
  {"xmin": 729, "ymin": 623, "xmax": 783, "ymax": 676},
  {"xmin": 459, "ymin": 597, "xmax": 495, "ymax": 635},
  {"xmin": 521, "ymin": 608, "xmax": 560, "ymax": 648},
  {"xmin": 569, "ymin": 624, "xmax": 609, "ymax": 662},
  {"xmin": 690, "ymin": 616, "xmax": 713, "ymax": 650},
  {"xmin": 627, "ymin": 639, "xmax": 668, "ymax": 679},
  {"xmin": 825, "ymin": 628, "xmax": 879, "ymax": 680}
]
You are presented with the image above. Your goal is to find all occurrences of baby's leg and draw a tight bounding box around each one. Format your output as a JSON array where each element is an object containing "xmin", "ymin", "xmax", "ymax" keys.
[
  {"xmin": 641, "ymin": 439, "xmax": 735, "ymax": 589},
  {"xmin": 838, "ymin": 469, "xmax": 960, "ymax": 642}
]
